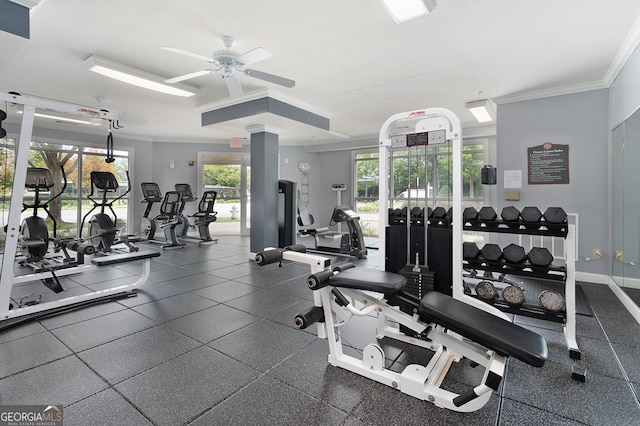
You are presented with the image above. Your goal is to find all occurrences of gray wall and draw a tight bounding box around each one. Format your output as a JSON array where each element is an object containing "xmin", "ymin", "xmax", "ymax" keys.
[
  {"xmin": 610, "ymin": 45, "xmax": 640, "ymax": 128},
  {"xmin": 314, "ymin": 150, "xmax": 354, "ymax": 230},
  {"xmin": 496, "ymin": 89, "xmax": 610, "ymax": 275}
]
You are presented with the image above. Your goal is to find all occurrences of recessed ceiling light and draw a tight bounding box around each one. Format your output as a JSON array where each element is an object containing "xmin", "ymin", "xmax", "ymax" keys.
[
  {"xmin": 465, "ymin": 99, "xmax": 496, "ymax": 123},
  {"xmin": 379, "ymin": 0, "xmax": 437, "ymax": 24},
  {"xmin": 83, "ymin": 55, "xmax": 198, "ymax": 97}
]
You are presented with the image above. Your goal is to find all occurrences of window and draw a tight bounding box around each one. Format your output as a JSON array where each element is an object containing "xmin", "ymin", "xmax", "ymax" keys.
[
  {"xmin": 0, "ymin": 139, "xmax": 131, "ymax": 249},
  {"xmin": 352, "ymin": 140, "xmax": 488, "ymax": 238}
]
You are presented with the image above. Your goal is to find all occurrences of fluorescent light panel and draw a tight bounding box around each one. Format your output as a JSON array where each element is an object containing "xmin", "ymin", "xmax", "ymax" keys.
[
  {"xmin": 16, "ymin": 109, "xmax": 101, "ymax": 125},
  {"xmin": 379, "ymin": 0, "xmax": 436, "ymax": 23},
  {"xmin": 465, "ymin": 99, "xmax": 495, "ymax": 123},
  {"xmin": 83, "ymin": 55, "xmax": 197, "ymax": 97}
]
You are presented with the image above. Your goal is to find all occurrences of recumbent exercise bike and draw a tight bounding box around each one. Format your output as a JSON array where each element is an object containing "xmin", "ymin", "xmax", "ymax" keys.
[
  {"xmin": 174, "ymin": 183, "xmax": 218, "ymax": 244},
  {"xmin": 139, "ymin": 182, "xmax": 184, "ymax": 249}
]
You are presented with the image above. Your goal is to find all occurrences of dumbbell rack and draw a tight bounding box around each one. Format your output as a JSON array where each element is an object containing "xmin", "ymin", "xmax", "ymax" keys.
[{"xmin": 463, "ymin": 216, "xmax": 579, "ymax": 359}]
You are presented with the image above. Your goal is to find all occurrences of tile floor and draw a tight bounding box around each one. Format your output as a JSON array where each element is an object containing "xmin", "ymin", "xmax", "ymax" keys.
[{"xmin": 0, "ymin": 236, "xmax": 639, "ymax": 425}]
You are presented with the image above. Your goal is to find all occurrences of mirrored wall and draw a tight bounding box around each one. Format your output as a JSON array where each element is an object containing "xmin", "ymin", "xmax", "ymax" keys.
[{"xmin": 611, "ymin": 106, "xmax": 640, "ymax": 316}]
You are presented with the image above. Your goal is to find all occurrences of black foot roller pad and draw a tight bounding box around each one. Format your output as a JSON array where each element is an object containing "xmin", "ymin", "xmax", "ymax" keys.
[{"xmin": 418, "ymin": 292, "xmax": 548, "ymax": 367}]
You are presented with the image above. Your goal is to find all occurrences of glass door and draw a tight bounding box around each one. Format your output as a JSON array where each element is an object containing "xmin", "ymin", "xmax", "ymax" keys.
[
  {"xmin": 198, "ymin": 152, "xmax": 250, "ymax": 236},
  {"xmin": 240, "ymin": 161, "xmax": 250, "ymax": 236}
]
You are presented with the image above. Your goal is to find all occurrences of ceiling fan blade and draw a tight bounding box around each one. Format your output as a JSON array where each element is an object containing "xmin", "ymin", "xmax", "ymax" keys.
[
  {"xmin": 236, "ymin": 47, "xmax": 272, "ymax": 66},
  {"xmin": 165, "ymin": 70, "xmax": 211, "ymax": 83},
  {"xmin": 225, "ymin": 75, "xmax": 243, "ymax": 98},
  {"xmin": 244, "ymin": 69, "xmax": 295, "ymax": 88},
  {"xmin": 162, "ymin": 47, "xmax": 214, "ymax": 63}
]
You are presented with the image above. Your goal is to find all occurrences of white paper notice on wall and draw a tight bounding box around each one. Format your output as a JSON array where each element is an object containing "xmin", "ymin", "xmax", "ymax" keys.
[{"xmin": 504, "ymin": 170, "xmax": 522, "ymax": 189}]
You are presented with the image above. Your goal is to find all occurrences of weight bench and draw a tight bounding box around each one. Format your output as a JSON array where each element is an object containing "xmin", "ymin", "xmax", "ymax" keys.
[{"xmin": 256, "ymin": 247, "xmax": 548, "ymax": 413}]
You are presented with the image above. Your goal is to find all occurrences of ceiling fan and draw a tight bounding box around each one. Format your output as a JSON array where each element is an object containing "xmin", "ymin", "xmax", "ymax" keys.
[{"xmin": 163, "ymin": 35, "xmax": 295, "ymax": 98}]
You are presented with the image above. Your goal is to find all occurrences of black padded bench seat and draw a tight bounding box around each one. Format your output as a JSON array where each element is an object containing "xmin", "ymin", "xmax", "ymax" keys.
[
  {"xmin": 418, "ymin": 291, "xmax": 548, "ymax": 367},
  {"xmin": 91, "ymin": 250, "xmax": 160, "ymax": 266},
  {"xmin": 329, "ymin": 268, "xmax": 406, "ymax": 295}
]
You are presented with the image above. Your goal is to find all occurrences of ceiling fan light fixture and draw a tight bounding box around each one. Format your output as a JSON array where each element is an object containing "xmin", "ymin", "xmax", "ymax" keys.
[
  {"xmin": 379, "ymin": 0, "xmax": 436, "ymax": 24},
  {"xmin": 83, "ymin": 55, "xmax": 198, "ymax": 97},
  {"xmin": 465, "ymin": 99, "xmax": 496, "ymax": 123}
]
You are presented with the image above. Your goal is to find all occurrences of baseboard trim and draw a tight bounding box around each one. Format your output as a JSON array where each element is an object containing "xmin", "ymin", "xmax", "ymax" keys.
[
  {"xmin": 607, "ymin": 277, "xmax": 640, "ymax": 324},
  {"xmin": 575, "ymin": 272, "xmax": 609, "ymax": 285}
]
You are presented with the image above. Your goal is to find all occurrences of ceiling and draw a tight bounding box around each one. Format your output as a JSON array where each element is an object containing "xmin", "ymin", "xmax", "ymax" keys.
[{"xmin": 1, "ymin": 0, "xmax": 640, "ymax": 146}]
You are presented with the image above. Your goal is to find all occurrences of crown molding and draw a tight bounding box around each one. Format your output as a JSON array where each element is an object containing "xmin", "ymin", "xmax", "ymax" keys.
[{"xmin": 604, "ymin": 14, "xmax": 640, "ymax": 86}]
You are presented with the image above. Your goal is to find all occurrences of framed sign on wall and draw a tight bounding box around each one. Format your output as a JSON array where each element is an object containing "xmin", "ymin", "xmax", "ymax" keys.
[{"xmin": 527, "ymin": 142, "xmax": 569, "ymax": 184}]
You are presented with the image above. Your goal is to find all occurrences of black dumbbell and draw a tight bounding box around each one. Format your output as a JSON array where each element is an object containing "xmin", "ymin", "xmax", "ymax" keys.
[
  {"xmin": 426, "ymin": 206, "xmax": 433, "ymax": 219},
  {"xmin": 463, "ymin": 207, "xmax": 478, "ymax": 222},
  {"xmin": 501, "ymin": 206, "xmax": 520, "ymax": 222},
  {"xmin": 543, "ymin": 207, "xmax": 567, "ymax": 224},
  {"xmin": 520, "ymin": 206, "xmax": 542, "ymax": 223},
  {"xmin": 433, "ymin": 207, "xmax": 447, "ymax": 221},
  {"xmin": 463, "ymin": 242, "xmax": 481, "ymax": 259},
  {"xmin": 478, "ymin": 206, "xmax": 497, "ymax": 221},
  {"xmin": 503, "ymin": 243, "xmax": 526, "ymax": 263},
  {"xmin": 481, "ymin": 243, "xmax": 503, "ymax": 262},
  {"xmin": 410, "ymin": 207, "xmax": 424, "ymax": 225},
  {"xmin": 528, "ymin": 247, "xmax": 554, "ymax": 267}
]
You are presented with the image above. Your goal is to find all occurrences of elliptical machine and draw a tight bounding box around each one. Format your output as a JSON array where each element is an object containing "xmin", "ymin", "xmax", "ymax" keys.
[
  {"xmin": 139, "ymin": 182, "xmax": 184, "ymax": 249},
  {"xmin": 81, "ymin": 171, "xmax": 137, "ymax": 254},
  {"xmin": 174, "ymin": 183, "xmax": 218, "ymax": 244},
  {"xmin": 19, "ymin": 167, "xmax": 95, "ymax": 293}
]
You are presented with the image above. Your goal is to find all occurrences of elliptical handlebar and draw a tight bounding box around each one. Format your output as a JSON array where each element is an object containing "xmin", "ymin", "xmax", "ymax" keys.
[
  {"xmin": 111, "ymin": 170, "xmax": 131, "ymax": 204},
  {"xmin": 45, "ymin": 165, "xmax": 67, "ymax": 207}
]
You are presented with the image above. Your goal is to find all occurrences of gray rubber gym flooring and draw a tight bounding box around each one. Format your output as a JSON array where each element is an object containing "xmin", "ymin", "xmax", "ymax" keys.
[{"xmin": 0, "ymin": 236, "xmax": 638, "ymax": 425}]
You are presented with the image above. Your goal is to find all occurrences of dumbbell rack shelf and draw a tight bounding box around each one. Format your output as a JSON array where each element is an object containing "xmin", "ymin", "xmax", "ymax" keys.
[
  {"xmin": 463, "ymin": 259, "xmax": 566, "ymax": 282},
  {"xmin": 463, "ymin": 218, "xmax": 580, "ymax": 360},
  {"xmin": 463, "ymin": 218, "xmax": 568, "ymax": 238}
]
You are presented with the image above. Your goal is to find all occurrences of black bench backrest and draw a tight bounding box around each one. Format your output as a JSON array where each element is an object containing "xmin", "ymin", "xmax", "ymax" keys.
[
  {"xmin": 160, "ymin": 191, "xmax": 181, "ymax": 217},
  {"xmin": 198, "ymin": 191, "xmax": 217, "ymax": 214}
]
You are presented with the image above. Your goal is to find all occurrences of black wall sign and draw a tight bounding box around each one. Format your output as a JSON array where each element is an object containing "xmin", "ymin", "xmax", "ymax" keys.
[{"xmin": 528, "ymin": 142, "xmax": 569, "ymax": 185}]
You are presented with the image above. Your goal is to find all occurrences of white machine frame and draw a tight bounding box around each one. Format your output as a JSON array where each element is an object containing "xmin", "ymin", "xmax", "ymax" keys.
[
  {"xmin": 0, "ymin": 92, "xmax": 156, "ymax": 330},
  {"xmin": 263, "ymin": 247, "xmax": 508, "ymax": 412},
  {"xmin": 376, "ymin": 107, "xmax": 578, "ymax": 357}
]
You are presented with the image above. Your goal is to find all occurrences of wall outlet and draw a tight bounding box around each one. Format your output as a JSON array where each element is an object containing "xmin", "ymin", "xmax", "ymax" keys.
[
  {"xmin": 615, "ymin": 250, "xmax": 624, "ymax": 261},
  {"xmin": 593, "ymin": 248, "xmax": 602, "ymax": 259}
]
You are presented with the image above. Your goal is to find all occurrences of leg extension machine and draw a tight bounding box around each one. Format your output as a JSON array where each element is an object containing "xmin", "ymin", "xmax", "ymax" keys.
[{"xmin": 256, "ymin": 247, "xmax": 548, "ymax": 413}]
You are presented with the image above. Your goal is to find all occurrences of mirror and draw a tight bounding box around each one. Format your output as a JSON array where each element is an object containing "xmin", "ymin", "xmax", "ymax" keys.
[{"xmin": 611, "ymin": 107, "xmax": 640, "ymax": 312}]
